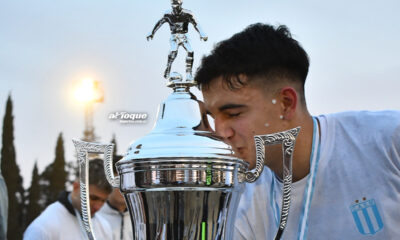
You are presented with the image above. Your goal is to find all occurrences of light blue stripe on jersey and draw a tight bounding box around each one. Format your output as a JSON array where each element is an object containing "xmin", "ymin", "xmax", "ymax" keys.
[
  {"xmin": 270, "ymin": 174, "xmax": 280, "ymax": 227},
  {"xmin": 297, "ymin": 117, "xmax": 321, "ymax": 240}
]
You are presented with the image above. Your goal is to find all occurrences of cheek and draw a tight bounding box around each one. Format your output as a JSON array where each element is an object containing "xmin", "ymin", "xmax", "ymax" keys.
[{"xmin": 233, "ymin": 118, "xmax": 254, "ymax": 137}]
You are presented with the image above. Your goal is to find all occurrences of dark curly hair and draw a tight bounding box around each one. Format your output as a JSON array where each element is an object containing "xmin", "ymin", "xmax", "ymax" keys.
[{"xmin": 195, "ymin": 23, "xmax": 310, "ymax": 99}]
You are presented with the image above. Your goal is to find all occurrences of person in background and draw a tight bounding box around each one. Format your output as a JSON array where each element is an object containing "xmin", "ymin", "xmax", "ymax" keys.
[
  {"xmin": 0, "ymin": 160, "xmax": 7, "ymax": 240},
  {"xmin": 97, "ymin": 155, "xmax": 133, "ymax": 240},
  {"xmin": 24, "ymin": 159, "xmax": 113, "ymax": 240}
]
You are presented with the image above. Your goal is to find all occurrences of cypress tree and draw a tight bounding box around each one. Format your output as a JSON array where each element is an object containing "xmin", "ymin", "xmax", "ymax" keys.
[
  {"xmin": 38, "ymin": 163, "xmax": 52, "ymax": 209},
  {"xmin": 47, "ymin": 133, "xmax": 67, "ymax": 205},
  {"xmin": 0, "ymin": 95, "xmax": 24, "ymax": 239},
  {"xmin": 26, "ymin": 161, "xmax": 41, "ymax": 226}
]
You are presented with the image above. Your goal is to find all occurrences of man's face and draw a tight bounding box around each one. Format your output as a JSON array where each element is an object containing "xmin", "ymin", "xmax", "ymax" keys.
[
  {"xmin": 203, "ymin": 76, "xmax": 285, "ymax": 169},
  {"xmin": 87, "ymin": 184, "xmax": 109, "ymax": 215}
]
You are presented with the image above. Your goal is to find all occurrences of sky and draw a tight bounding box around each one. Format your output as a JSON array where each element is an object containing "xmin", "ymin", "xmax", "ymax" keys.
[{"xmin": 0, "ymin": 0, "xmax": 399, "ymax": 187}]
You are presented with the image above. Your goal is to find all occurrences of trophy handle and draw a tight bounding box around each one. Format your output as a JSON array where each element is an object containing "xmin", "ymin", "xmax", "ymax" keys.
[
  {"xmin": 245, "ymin": 127, "xmax": 300, "ymax": 239},
  {"xmin": 72, "ymin": 139, "xmax": 120, "ymax": 240}
]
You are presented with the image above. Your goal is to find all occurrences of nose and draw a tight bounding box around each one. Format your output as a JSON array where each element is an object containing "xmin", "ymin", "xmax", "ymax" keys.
[
  {"xmin": 90, "ymin": 202, "xmax": 103, "ymax": 215},
  {"xmin": 214, "ymin": 117, "xmax": 234, "ymax": 141}
]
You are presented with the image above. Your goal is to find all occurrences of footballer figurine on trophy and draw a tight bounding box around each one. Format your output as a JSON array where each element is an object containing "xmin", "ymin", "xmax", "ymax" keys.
[{"xmin": 146, "ymin": 0, "xmax": 208, "ymax": 82}]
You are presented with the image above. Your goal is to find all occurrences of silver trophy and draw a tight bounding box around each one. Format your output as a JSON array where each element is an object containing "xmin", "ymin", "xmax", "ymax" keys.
[{"xmin": 73, "ymin": 2, "xmax": 300, "ymax": 239}]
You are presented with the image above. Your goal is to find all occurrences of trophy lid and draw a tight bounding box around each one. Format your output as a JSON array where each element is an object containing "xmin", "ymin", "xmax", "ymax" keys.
[{"xmin": 119, "ymin": 73, "xmax": 242, "ymax": 163}]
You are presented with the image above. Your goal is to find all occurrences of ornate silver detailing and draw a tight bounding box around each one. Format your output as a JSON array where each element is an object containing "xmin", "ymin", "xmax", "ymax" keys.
[
  {"xmin": 280, "ymin": 174, "xmax": 292, "ymax": 229},
  {"xmin": 245, "ymin": 136, "xmax": 265, "ymax": 182},
  {"xmin": 72, "ymin": 139, "xmax": 119, "ymax": 240},
  {"xmin": 247, "ymin": 127, "xmax": 300, "ymax": 239},
  {"xmin": 147, "ymin": 0, "xmax": 207, "ymax": 82}
]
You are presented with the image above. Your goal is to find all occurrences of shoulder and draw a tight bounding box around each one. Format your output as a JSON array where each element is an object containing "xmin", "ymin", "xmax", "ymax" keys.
[
  {"xmin": 317, "ymin": 110, "xmax": 400, "ymax": 165},
  {"xmin": 24, "ymin": 202, "xmax": 70, "ymax": 239},
  {"xmin": 319, "ymin": 110, "xmax": 400, "ymax": 136},
  {"xmin": 163, "ymin": 10, "xmax": 173, "ymax": 16},
  {"xmin": 182, "ymin": 9, "xmax": 193, "ymax": 15},
  {"xmin": 182, "ymin": 9, "xmax": 195, "ymax": 18},
  {"xmin": 29, "ymin": 202, "xmax": 69, "ymax": 225}
]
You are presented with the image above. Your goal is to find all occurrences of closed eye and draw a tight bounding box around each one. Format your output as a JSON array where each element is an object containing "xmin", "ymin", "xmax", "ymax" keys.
[{"xmin": 227, "ymin": 112, "xmax": 241, "ymax": 117}]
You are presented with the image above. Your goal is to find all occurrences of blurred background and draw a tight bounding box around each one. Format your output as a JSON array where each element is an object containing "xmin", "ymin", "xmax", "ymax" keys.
[{"xmin": 0, "ymin": 0, "xmax": 399, "ymax": 237}]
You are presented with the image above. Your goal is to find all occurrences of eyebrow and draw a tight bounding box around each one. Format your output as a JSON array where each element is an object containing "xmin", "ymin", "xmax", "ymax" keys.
[{"xmin": 218, "ymin": 104, "xmax": 246, "ymax": 112}]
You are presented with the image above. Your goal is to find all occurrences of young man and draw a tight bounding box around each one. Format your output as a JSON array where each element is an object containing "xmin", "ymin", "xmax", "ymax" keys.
[
  {"xmin": 195, "ymin": 23, "xmax": 400, "ymax": 239},
  {"xmin": 24, "ymin": 159, "xmax": 113, "ymax": 240},
  {"xmin": 97, "ymin": 155, "xmax": 133, "ymax": 240}
]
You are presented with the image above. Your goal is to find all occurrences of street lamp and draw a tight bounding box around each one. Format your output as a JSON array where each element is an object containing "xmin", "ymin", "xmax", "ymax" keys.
[{"xmin": 74, "ymin": 78, "xmax": 104, "ymax": 142}]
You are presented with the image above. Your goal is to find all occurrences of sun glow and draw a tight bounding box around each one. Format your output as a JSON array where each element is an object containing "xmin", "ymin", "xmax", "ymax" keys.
[{"xmin": 74, "ymin": 78, "xmax": 103, "ymax": 103}]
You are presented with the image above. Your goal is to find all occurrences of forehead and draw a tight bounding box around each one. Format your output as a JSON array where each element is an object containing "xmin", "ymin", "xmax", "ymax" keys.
[
  {"xmin": 202, "ymin": 77, "xmax": 267, "ymax": 111},
  {"xmin": 89, "ymin": 184, "xmax": 109, "ymax": 199}
]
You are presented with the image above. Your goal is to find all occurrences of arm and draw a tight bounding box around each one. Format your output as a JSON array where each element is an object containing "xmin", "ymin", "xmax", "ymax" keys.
[
  {"xmin": 189, "ymin": 14, "xmax": 208, "ymax": 41},
  {"xmin": 147, "ymin": 15, "xmax": 167, "ymax": 41}
]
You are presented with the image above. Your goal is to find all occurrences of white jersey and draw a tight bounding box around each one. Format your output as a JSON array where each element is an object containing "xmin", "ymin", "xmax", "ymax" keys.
[
  {"xmin": 24, "ymin": 201, "xmax": 113, "ymax": 240},
  {"xmin": 97, "ymin": 202, "xmax": 133, "ymax": 240},
  {"xmin": 234, "ymin": 111, "xmax": 400, "ymax": 240}
]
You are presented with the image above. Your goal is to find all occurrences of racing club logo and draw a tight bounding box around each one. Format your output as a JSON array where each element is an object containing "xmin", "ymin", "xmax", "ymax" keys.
[{"xmin": 350, "ymin": 198, "xmax": 383, "ymax": 235}]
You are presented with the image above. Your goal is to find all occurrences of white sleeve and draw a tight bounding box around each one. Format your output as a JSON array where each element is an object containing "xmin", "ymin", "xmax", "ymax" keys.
[{"xmin": 23, "ymin": 224, "xmax": 50, "ymax": 240}]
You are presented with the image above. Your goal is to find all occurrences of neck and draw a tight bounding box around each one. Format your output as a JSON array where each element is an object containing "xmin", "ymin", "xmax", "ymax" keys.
[
  {"xmin": 70, "ymin": 191, "xmax": 81, "ymax": 213},
  {"xmin": 290, "ymin": 114, "xmax": 314, "ymax": 182}
]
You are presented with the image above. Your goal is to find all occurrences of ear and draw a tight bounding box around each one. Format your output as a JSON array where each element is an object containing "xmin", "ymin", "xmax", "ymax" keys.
[
  {"xmin": 72, "ymin": 181, "xmax": 80, "ymax": 192},
  {"xmin": 279, "ymin": 87, "xmax": 298, "ymax": 120}
]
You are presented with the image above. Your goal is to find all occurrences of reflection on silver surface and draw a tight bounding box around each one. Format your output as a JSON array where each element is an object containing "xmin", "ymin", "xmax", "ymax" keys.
[{"xmin": 147, "ymin": 0, "xmax": 207, "ymax": 81}]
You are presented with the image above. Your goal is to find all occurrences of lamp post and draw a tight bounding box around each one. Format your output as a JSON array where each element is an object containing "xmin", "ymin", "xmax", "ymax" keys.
[{"xmin": 74, "ymin": 78, "xmax": 104, "ymax": 142}]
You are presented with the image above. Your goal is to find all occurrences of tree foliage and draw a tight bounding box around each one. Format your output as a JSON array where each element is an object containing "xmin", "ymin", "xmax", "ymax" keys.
[
  {"xmin": 43, "ymin": 133, "xmax": 67, "ymax": 206},
  {"xmin": 0, "ymin": 95, "xmax": 25, "ymax": 239},
  {"xmin": 26, "ymin": 161, "xmax": 42, "ymax": 226}
]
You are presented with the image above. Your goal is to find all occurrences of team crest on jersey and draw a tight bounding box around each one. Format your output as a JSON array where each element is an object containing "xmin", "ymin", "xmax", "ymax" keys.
[{"xmin": 350, "ymin": 198, "xmax": 383, "ymax": 235}]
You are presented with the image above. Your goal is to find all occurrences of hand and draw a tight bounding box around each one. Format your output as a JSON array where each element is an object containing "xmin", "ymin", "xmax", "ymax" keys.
[
  {"xmin": 201, "ymin": 35, "xmax": 208, "ymax": 41},
  {"xmin": 146, "ymin": 34, "xmax": 153, "ymax": 41}
]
